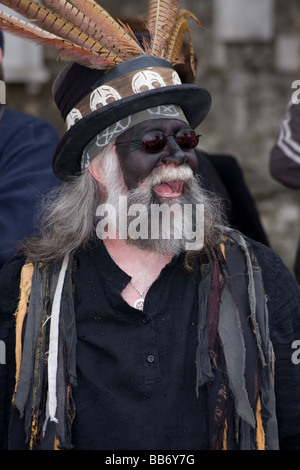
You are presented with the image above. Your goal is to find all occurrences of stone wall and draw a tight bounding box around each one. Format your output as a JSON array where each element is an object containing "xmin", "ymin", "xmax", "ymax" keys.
[{"xmin": 3, "ymin": 0, "xmax": 300, "ymax": 271}]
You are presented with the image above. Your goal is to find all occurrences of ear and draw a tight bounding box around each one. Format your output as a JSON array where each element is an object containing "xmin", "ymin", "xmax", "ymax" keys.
[{"xmin": 88, "ymin": 156, "xmax": 106, "ymax": 186}]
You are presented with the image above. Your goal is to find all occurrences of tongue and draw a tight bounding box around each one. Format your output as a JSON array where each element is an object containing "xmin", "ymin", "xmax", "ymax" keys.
[{"xmin": 153, "ymin": 181, "xmax": 183, "ymax": 197}]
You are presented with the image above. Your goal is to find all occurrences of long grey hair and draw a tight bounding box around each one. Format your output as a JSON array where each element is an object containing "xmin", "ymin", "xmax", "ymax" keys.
[{"xmin": 20, "ymin": 143, "xmax": 114, "ymax": 263}]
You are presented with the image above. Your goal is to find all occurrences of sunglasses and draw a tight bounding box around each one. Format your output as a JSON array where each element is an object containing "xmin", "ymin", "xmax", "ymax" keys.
[{"xmin": 116, "ymin": 129, "xmax": 201, "ymax": 153}]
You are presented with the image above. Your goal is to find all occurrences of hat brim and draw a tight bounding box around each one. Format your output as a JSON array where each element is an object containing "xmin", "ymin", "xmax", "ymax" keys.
[{"xmin": 52, "ymin": 84, "xmax": 211, "ymax": 180}]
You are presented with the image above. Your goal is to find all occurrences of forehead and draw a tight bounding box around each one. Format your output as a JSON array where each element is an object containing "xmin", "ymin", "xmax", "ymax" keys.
[{"xmin": 116, "ymin": 118, "xmax": 191, "ymax": 141}]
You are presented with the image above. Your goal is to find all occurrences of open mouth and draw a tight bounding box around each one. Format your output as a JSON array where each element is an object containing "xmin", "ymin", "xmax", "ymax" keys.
[{"xmin": 152, "ymin": 181, "xmax": 184, "ymax": 198}]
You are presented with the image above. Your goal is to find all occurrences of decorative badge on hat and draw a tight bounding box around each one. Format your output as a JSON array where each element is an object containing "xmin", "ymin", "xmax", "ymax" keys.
[{"xmin": 0, "ymin": 0, "xmax": 212, "ymax": 180}]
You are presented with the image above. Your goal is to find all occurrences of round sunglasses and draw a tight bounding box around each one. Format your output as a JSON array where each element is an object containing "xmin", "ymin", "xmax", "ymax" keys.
[{"xmin": 115, "ymin": 128, "xmax": 201, "ymax": 153}]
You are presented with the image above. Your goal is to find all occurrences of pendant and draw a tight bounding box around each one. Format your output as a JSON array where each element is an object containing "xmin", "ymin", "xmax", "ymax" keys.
[{"xmin": 133, "ymin": 298, "xmax": 144, "ymax": 310}]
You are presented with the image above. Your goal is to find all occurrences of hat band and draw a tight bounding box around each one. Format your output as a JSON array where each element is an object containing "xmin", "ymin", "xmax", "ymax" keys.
[
  {"xmin": 65, "ymin": 66, "xmax": 182, "ymax": 131},
  {"xmin": 81, "ymin": 104, "xmax": 188, "ymax": 169}
]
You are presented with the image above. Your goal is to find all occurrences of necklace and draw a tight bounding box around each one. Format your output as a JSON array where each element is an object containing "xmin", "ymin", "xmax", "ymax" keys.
[
  {"xmin": 105, "ymin": 242, "xmax": 154, "ymax": 311},
  {"xmin": 129, "ymin": 281, "xmax": 151, "ymax": 311}
]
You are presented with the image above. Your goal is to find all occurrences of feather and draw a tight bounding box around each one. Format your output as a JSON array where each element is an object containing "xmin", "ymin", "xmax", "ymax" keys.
[
  {"xmin": 69, "ymin": 0, "xmax": 144, "ymax": 55},
  {"xmin": 42, "ymin": 0, "xmax": 101, "ymax": 38},
  {"xmin": 165, "ymin": 10, "xmax": 201, "ymax": 76},
  {"xmin": 146, "ymin": 0, "xmax": 179, "ymax": 56},
  {"xmin": 42, "ymin": 0, "xmax": 143, "ymax": 58},
  {"xmin": 0, "ymin": 11, "xmax": 119, "ymax": 68},
  {"xmin": 0, "ymin": 0, "xmax": 201, "ymax": 73},
  {"xmin": 0, "ymin": 0, "xmax": 109, "ymax": 54},
  {"xmin": 116, "ymin": 18, "xmax": 140, "ymax": 43}
]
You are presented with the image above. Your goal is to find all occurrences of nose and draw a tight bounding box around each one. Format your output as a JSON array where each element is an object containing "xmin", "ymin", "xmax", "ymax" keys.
[{"xmin": 160, "ymin": 136, "xmax": 187, "ymax": 166}]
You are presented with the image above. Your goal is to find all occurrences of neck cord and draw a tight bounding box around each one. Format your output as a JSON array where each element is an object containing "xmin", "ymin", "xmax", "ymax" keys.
[
  {"xmin": 105, "ymin": 243, "xmax": 153, "ymax": 310},
  {"xmin": 129, "ymin": 279, "xmax": 155, "ymax": 310}
]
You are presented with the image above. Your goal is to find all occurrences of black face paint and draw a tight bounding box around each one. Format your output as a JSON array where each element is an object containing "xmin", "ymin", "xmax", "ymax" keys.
[{"xmin": 115, "ymin": 119, "xmax": 198, "ymax": 190}]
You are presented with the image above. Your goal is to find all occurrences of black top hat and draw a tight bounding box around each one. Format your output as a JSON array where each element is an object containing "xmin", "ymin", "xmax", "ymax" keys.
[{"xmin": 52, "ymin": 55, "xmax": 211, "ymax": 180}]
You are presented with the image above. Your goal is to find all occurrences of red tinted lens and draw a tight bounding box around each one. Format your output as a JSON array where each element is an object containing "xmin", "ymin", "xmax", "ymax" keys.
[
  {"xmin": 141, "ymin": 131, "xmax": 167, "ymax": 152},
  {"xmin": 175, "ymin": 129, "xmax": 199, "ymax": 149}
]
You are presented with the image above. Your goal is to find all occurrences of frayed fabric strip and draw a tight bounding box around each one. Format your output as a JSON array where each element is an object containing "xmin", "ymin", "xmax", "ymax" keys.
[{"xmin": 48, "ymin": 253, "xmax": 70, "ymax": 423}]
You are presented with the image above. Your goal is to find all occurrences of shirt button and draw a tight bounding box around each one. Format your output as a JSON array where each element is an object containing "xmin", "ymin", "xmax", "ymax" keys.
[
  {"xmin": 147, "ymin": 354, "xmax": 155, "ymax": 363},
  {"xmin": 143, "ymin": 316, "xmax": 150, "ymax": 324}
]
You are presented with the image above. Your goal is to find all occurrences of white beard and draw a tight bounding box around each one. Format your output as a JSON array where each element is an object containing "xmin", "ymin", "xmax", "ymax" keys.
[{"xmin": 98, "ymin": 150, "xmax": 221, "ymax": 255}]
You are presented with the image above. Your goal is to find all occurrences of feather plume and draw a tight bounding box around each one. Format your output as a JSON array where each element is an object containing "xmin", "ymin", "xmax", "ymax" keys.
[
  {"xmin": 0, "ymin": 0, "xmax": 201, "ymax": 73},
  {"xmin": 165, "ymin": 10, "xmax": 201, "ymax": 75},
  {"xmin": 0, "ymin": 11, "xmax": 118, "ymax": 68},
  {"xmin": 69, "ymin": 0, "xmax": 144, "ymax": 55},
  {"xmin": 0, "ymin": 0, "xmax": 110, "ymax": 54},
  {"xmin": 42, "ymin": 0, "xmax": 104, "ymax": 39},
  {"xmin": 146, "ymin": 0, "xmax": 179, "ymax": 56},
  {"xmin": 43, "ymin": 0, "xmax": 143, "ymax": 58}
]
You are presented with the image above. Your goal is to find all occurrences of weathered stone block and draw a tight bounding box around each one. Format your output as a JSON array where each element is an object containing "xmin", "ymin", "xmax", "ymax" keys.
[{"xmin": 213, "ymin": 0, "xmax": 274, "ymax": 42}]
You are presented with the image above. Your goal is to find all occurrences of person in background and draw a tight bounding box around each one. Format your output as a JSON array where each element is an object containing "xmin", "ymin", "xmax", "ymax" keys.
[
  {"xmin": 0, "ymin": 31, "xmax": 60, "ymax": 268},
  {"xmin": 270, "ymin": 99, "xmax": 300, "ymax": 282}
]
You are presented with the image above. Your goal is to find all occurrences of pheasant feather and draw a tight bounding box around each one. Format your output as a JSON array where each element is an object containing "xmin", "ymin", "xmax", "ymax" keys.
[
  {"xmin": 42, "ymin": 0, "xmax": 105, "ymax": 41},
  {"xmin": 146, "ymin": 0, "xmax": 179, "ymax": 56},
  {"xmin": 0, "ymin": 0, "xmax": 110, "ymax": 53},
  {"xmin": 0, "ymin": 11, "xmax": 119, "ymax": 68},
  {"xmin": 165, "ymin": 10, "xmax": 201, "ymax": 75},
  {"xmin": 70, "ymin": 0, "xmax": 144, "ymax": 55},
  {"xmin": 43, "ymin": 0, "xmax": 143, "ymax": 58},
  {"xmin": 0, "ymin": 0, "xmax": 200, "ymax": 72}
]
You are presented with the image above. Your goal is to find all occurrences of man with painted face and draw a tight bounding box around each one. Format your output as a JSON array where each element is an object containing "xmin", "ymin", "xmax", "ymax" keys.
[{"xmin": 0, "ymin": 1, "xmax": 300, "ymax": 452}]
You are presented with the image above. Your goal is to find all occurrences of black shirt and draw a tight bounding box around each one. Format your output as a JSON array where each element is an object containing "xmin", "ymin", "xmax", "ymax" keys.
[
  {"xmin": 1, "ymin": 239, "xmax": 300, "ymax": 449},
  {"xmin": 72, "ymin": 242, "xmax": 209, "ymax": 450}
]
